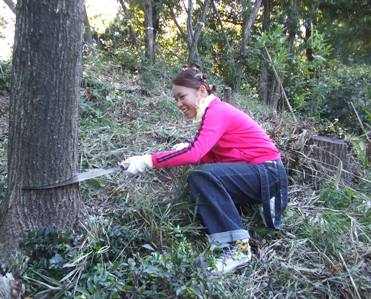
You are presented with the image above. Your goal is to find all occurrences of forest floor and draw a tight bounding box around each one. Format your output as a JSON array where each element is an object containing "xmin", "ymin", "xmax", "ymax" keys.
[{"xmin": 1, "ymin": 55, "xmax": 370, "ymax": 298}]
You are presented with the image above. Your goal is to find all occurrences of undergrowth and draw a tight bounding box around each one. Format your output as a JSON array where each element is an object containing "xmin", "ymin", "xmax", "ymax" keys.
[{"xmin": 1, "ymin": 50, "xmax": 370, "ymax": 298}]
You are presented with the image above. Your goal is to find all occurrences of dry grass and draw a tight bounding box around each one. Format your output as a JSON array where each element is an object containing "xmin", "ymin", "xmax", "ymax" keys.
[{"xmin": 74, "ymin": 61, "xmax": 370, "ymax": 297}]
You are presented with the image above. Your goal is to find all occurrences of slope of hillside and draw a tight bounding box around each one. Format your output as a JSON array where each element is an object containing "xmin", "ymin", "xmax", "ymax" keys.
[{"xmin": 1, "ymin": 53, "xmax": 370, "ymax": 298}]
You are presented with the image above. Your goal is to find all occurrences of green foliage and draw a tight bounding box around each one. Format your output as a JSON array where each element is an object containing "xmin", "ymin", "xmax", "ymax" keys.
[
  {"xmin": 139, "ymin": 58, "xmax": 179, "ymax": 95},
  {"xmin": 313, "ymin": 0, "xmax": 371, "ymax": 64},
  {"xmin": 310, "ymin": 64, "xmax": 371, "ymax": 132},
  {"xmin": 14, "ymin": 205, "xmax": 230, "ymax": 298}
]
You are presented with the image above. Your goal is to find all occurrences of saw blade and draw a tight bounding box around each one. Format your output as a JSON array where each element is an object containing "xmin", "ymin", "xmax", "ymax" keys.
[{"xmin": 22, "ymin": 167, "xmax": 121, "ymax": 190}]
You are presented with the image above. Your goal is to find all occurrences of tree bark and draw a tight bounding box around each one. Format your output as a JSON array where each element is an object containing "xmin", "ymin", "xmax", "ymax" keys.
[
  {"xmin": 3, "ymin": 0, "xmax": 16, "ymax": 13},
  {"xmin": 144, "ymin": 0, "xmax": 155, "ymax": 62},
  {"xmin": 0, "ymin": 0, "xmax": 84, "ymax": 258},
  {"xmin": 235, "ymin": 0, "xmax": 262, "ymax": 91}
]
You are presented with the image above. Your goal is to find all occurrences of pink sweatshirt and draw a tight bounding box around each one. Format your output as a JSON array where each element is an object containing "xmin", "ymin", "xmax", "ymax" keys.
[{"xmin": 152, "ymin": 98, "xmax": 280, "ymax": 169}]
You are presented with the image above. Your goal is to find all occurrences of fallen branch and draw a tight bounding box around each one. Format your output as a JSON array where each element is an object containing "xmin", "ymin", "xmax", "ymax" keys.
[{"xmin": 338, "ymin": 252, "xmax": 362, "ymax": 299}]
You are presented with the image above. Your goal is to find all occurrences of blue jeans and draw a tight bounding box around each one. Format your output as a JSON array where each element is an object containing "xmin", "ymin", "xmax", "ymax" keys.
[{"xmin": 187, "ymin": 161, "xmax": 287, "ymax": 244}]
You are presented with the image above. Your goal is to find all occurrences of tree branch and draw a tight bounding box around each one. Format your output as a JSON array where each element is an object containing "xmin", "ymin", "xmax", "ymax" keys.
[
  {"xmin": 211, "ymin": 0, "xmax": 232, "ymax": 53},
  {"xmin": 240, "ymin": 0, "xmax": 262, "ymax": 53},
  {"xmin": 3, "ymin": 0, "xmax": 16, "ymax": 13},
  {"xmin": 169, "ymin": 7, "xmax": 187, "ymax": 43}
]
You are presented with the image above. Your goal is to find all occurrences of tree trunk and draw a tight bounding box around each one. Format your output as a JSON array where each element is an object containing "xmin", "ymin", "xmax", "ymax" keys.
[
  {"xmin": 211, "ymin": 0, "xmax": 236, "ymax": 74},
  {"xmin": 83, "ymin": 5, "xmax": 94, "ymax": 45},
  {"xmin": 304, "ymin": 18, "xmax": 314, "ymax": 62},
  {"xmin": 270, "ymin": 76, "xmax": 281, "ymax": 110},
  {"xmin": 259, "ymin": 0, "xmax": 271, "ymax": 104},
  {"xmin": 144, "ymin": 0, "xmax": 155, "ymax": 62},
  {"xmin": 187, "ymin": 0, "xmax": 210, "ymax": 64},
  {"xmin": 118, "ymin": 0, "xmax": 137, "ymax": 45},
  {"xmin": 235, "ymin": 0, "xmax": 262, "ymax": 91},
  {"xmin": 3, "ymin": 0, "xmax": 16, "ymax": 13},
  {"xmin": 152, "ymin": 0, "xmax": 164, "ymax": 45},
  {"xmin": 0, "ymin": 0, "xmax": 83, "ymax": 258},
  {"xmin": 287, "ymin": 0, "xmax": 300, "ymax": 53}
]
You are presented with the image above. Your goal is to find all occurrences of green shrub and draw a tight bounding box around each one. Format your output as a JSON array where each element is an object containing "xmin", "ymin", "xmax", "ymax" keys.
[{"xmin": 311, "ymin": 64, "xmax": 371, "ymax": 133}]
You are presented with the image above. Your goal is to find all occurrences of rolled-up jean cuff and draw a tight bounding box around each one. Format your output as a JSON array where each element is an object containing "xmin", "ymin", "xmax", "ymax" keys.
[{"xmin": 207, "ymin": 229, "xmax": 250, "ymax": 244}]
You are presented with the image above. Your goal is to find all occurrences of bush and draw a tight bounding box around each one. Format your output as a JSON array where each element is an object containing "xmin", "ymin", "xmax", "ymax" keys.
[{"xmin": 310, "ymin": 64, "xmax": 371, "ymax": 133}]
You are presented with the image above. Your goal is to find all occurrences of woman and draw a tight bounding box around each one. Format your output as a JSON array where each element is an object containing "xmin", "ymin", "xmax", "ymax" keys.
[{"xmin": 120, "ymin": 67, "xmax": 288, "ymax": 274}]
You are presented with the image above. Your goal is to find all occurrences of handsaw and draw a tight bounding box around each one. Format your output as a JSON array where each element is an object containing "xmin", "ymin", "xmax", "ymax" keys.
[{"xmin": 22, "ymin": 164, "xmax": 127, "ymax": 190}]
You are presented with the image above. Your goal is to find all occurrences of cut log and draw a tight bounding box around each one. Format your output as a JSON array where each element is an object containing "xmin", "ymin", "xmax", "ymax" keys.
[
  {"xmin": 309, "ymin": 135, "xmax": 351, "ymax": 186},
  {"xmin": 223, "ymin": 87, "xmax": 232, "ymax": 103}
]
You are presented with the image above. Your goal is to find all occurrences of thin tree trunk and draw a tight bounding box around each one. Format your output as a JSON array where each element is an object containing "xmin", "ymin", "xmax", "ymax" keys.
[
  {"xmin": 304, "ymin": 18, "xmax": 314, "ymax": 61},
  {"xmin": 235, "ymin": 0, "xmax": 262, "ymax": 91},
  {"xmin": 211, "ymin": 0, "xmax": 234, "ymax": 63},
  {"xmin": 259, "ymin": 0, "xmax": 271, "ymax": 104},
  {"xmin": 118, "ymin": 0, "xmax": 137, "ymax": 45},
  {"xmin": 0, "ymin": 0, "xmax": 84, "ymax": 257},
  {"xmin": 287, "ymin": 0, "xmax": 300, "ymax": 53},
  {"xmin": 260, "ymin": 64, "xmax": 269, "ymax": 104},
  {"xmin": 152, "ymin": 0, "xmax": 164, "ymax": 45},
  {"xmin": 186, "ymin": 0, "xmax": 194, "ymax": 49},
  {"xmin": 270, "ymin": 75, "xmax": 281, "ymax": 109},
  {"xmin": 83, "ymin": 5, "xmax": 94, "ymax": 45},
  {"xmin": 144, "ymin": 0, "xmax": 154, "ymax": 62},
  {"xmin": 187, "ymin": 0, "xmax": 210, "ymax": 64},
  {"xmin": 3, "ymin": 0, "xmax": 15, "ymax": 13},
  {"xmin": 170, "ymin": 7, "xmax": 187, "ymax": 43}
]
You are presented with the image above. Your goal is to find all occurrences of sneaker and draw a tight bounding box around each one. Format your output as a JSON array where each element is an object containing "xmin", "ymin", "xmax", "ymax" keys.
[{"xmin": 211, "ymin": 239, "xmax": 252, "ymax": 274}]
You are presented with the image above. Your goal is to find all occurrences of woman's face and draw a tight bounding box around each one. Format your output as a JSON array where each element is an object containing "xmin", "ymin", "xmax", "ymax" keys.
[{"xmin": 172, "ymin": 84, "xmax": 205, "ymax": 119}]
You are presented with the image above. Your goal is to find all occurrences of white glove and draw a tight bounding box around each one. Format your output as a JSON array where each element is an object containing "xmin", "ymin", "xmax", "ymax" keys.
[
  {"xmin": 172, "ymin": 142, "xmax": 190, "ymax": 151},
  {"xmin": 120, "ymin": 154, "xmax": 153, "ymax": 175}
]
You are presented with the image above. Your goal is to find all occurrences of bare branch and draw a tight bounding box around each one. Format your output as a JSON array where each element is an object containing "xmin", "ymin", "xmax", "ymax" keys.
[
  {"xmin": 3, "ymin": 0, "xmax": 16, "ymax": 13},
  {"xmin": 169, "ymin": 8, "xmax": 187, "ymax": 43},
  {"xmin": 241, "ymin": 0, "xmax": 262, "ymax": 52}
]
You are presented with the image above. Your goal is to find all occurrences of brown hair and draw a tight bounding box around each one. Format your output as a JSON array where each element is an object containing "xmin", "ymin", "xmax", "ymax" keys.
[{"xmin": 172, "ymin": 67, "xmax": 212, "ymax": 94}]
